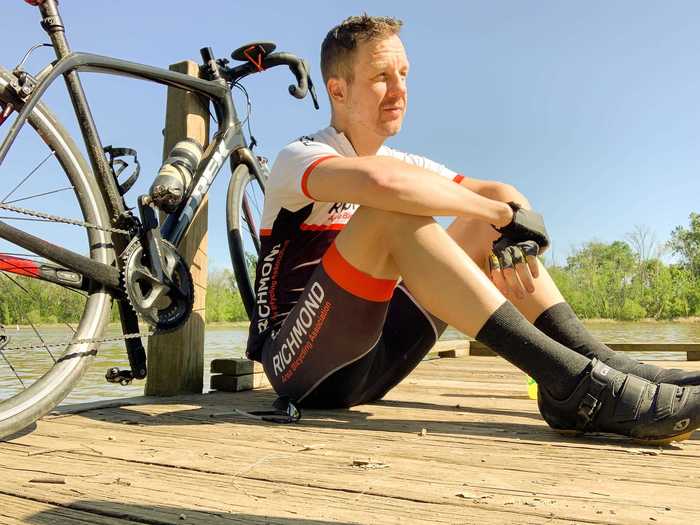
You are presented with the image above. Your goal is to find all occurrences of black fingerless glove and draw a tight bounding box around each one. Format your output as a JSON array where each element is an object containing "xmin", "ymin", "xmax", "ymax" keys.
[{"xmin": 494, "ymin": 202, "xmax": 550, "ymax": 254}]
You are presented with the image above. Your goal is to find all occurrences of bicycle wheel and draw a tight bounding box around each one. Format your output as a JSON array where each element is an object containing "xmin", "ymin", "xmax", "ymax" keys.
[
  {"xmin": 0, "ymin": 66, "xmax": 114, "ymax": 439},
  {"xmin": 226, "ymin": 162, "xmax": 266, "ymax": 320}
]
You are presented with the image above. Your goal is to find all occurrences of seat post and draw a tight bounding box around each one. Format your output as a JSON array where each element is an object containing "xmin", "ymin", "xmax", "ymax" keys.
[{"xmin": 36, "ymin": 0, "xmax": 72, "ymax": 60}]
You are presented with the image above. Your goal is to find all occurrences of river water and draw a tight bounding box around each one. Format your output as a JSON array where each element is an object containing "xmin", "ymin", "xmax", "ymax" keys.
[{"xmin": 1, "ymin": 321, "xmax": 699, "ymax": 405}]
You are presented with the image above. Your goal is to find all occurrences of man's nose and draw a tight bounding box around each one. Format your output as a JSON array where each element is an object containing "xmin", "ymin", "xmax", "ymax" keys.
[{"xmin": 388, "ymin": 75, "xmax": 407, "ymax": 97}]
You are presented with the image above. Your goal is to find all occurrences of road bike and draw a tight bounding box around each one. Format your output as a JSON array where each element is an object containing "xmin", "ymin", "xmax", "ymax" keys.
[{"xmin": 0, "ymin": 0, "xmax": 318, "ymax": 438}]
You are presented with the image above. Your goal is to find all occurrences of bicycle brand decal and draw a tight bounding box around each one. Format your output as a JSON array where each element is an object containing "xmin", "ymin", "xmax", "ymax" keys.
[
  {"xmin": 244, "ymin": 45, "xmax": 266, "ymax": 73},
  {"xmin": 178, "ymin": 139, "xmax": 232, "ymax": 228}
]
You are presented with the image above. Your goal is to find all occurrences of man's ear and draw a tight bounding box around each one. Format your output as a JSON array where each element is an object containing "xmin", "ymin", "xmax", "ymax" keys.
[{"xmin": 327, "ymin": 77, "xmax": 346, "ymax": 104}]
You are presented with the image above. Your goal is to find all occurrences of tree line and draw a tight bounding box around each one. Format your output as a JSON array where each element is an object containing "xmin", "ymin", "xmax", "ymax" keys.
[{"xmin": 1, "ymin": 213, "xmax": 699, "ymax": 325}]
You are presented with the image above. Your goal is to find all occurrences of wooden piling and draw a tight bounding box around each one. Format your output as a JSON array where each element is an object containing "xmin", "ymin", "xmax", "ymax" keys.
[{"xmin": 146, "ymin": 60, "xmax": 209, "ymax": 396}]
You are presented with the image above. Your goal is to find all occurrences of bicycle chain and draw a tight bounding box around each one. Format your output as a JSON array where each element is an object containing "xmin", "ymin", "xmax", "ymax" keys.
[
  {"xmin": 0, "ymin": 330, "xmax": 155, "ymax": 353},
  {"xmin": 0, "ymin": 202, "xmax": 152, "ymax": 351},
  {"xmin": 0, "ymin": 201, "xmax": 131, "ymax": 235}
]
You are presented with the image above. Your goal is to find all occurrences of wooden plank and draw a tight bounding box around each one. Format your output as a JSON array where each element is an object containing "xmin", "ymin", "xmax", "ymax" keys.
[
  {"xmin": 607, "ymin": 342, "xmax": 700, "ymax": 353},
  {"xmin": 427, "ymin": 340, "xmax": 469, "ymax": 358},
  {"xmin": 468, "ymin": 341, "xmax": 700, "ymax": 357},
  {"xmin": 0, "ymin": 492, "xmax": 142, "ymax": 524},
  {"xmin": 210, "ymin": 372, "xmax": 270, "ymax": 392},
  {"xmin": 4, "ymin": 357, "xmax": 700, "ymax": 524},
  {"xmin": 210, "ymin": 357, "xmax": 264, "ymax": 375},
  {"xmin": 468, "ymin": 340, "xmax": 496, "ymax": 356},
  {"xmin": 146, "ymin": 60, "xmax": 209, "ymax": 396}
]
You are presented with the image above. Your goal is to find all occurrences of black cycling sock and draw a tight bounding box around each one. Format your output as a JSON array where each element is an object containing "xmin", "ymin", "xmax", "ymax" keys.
[
  {"xmin": 475, "ymin": 302, "xmax": 590, "ymax": 399},
  {"xmin": 533, "ymin": 302, "xmax": 699, "ymax": 385}
]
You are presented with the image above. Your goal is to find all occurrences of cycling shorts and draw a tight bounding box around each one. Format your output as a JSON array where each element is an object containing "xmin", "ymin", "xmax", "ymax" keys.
[{"xmin": 260, "ymin": 241, "xmax": 447, "ymax": 408}]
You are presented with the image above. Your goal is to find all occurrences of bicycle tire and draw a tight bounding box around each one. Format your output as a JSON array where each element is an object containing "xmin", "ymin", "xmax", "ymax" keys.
[
  {"xmin": 0, "ymin": 66, "xmax": 114, "ymax": 439},
  {"xmin": 226, "ymin": 163, "xmax": 266, "ymax": 320}
]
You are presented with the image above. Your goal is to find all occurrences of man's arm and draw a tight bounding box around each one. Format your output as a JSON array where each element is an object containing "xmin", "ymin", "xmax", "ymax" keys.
[{"xmin": 306, "ymin": 156, "xmax": 513, "ymax": 227}]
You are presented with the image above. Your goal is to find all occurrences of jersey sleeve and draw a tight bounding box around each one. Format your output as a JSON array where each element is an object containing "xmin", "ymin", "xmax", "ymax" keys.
[
  {"xmin": 379, "ymin": 147, "xmax": 465, "ymax": 184},
  {"xmin": 269, "ymin": 137, "xmax": 341, "ymax": 206}
]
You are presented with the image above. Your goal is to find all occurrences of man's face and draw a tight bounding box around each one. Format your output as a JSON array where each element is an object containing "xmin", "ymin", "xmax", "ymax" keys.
[{"xmin": 340, "ymin": 34, "xmax": 409, "ymax": 139}]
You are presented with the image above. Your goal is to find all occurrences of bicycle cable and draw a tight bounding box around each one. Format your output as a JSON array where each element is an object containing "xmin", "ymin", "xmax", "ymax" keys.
[{"xmin": 233, "ymin": 81, "xmax": 257, "ymax": 149}]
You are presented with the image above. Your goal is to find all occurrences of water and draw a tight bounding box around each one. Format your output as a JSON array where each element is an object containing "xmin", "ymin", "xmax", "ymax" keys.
[{"xmin": 1, "ymin": 321, "xmax": 699, "ymax": 405}]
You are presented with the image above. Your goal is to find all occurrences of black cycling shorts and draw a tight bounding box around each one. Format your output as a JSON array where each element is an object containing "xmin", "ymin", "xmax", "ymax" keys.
[{"xmin": 260, "ymin": 241, "xmax": 447, "ymax": 408}]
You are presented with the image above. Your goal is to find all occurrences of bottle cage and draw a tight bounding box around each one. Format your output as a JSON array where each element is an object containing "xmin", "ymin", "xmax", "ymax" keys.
[{"xmin": 103, "ymin": 146, "xmax": 140, "ymax": 195}]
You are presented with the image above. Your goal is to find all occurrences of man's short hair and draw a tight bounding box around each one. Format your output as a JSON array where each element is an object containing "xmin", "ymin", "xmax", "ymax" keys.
[{"xmin": 321, "ymin": 14, "xmax": 403, "ymax": 85}]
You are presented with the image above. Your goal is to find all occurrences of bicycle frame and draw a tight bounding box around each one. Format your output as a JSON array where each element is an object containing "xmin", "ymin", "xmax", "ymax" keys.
[{"xmin": 0, "ymin": 0, "xmax": 262, "ymax": 293}]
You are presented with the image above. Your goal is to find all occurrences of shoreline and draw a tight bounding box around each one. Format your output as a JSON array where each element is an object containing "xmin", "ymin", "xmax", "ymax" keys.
[
  {"xmin": 2, "ymin": 320, "xmax": 251, "ymax": 331},
  {"xmin": 4, "ymin": 318, "xmax": 699, "ymax": 332},
  {"xmin": 583, "ymin": 317, "xmax": 700, "ymax": 324}
]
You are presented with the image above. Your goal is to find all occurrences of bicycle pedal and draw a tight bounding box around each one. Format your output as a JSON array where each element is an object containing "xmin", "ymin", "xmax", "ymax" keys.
[{"xmin": 105, "ymin": 367, "xmax": 135, "ymax": 386}]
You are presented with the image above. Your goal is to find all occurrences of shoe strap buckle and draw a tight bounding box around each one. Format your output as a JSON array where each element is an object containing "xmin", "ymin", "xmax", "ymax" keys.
[{"xmin": 577, "ymin": 393, "xmax": 601, "ymax": 427}]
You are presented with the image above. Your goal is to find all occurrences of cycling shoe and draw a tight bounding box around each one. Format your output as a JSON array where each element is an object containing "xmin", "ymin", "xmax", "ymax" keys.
[{"xmin": 538, "ymin": 359, "xmax": 700, "ymax": 445}]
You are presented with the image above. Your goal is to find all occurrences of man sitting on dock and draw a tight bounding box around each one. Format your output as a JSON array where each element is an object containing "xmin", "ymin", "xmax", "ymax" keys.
[{"xmin": 245, "ymin": 15, "xmax": 700, "ymax": 443}]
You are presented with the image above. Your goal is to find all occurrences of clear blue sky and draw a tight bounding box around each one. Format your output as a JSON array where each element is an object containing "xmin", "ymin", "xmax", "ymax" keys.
[{"xmin": 3, "ymin": 1, "xmax": 698, "ymax": 268}]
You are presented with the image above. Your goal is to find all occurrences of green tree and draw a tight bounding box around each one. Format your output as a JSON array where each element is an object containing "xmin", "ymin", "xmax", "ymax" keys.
[
  {"xmin": 668, "ymin": 212, "xmax": 700, "ymax": 278},
  {"xmin": 562, "ymin": 241, "xmax": 640, "ymax": 319}
]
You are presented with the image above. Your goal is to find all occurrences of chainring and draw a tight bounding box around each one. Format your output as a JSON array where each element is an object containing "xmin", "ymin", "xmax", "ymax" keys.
[{"xmin": 121, "ymin": 238, "xmax": 194, "ymax": 332}]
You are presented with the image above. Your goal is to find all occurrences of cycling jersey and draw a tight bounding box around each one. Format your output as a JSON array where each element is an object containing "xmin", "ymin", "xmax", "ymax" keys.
[{"xmin": 245, "ymin": 126, "xmax": 463, "ymax": 362}]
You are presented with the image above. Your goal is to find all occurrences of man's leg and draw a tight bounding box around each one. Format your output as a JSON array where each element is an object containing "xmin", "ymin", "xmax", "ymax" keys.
[
  {"xmin": 265, "ymin": 206, "xmax": 700, "ymax": 442},
  {"xmin": 334, "ymin": 207, "xmax": 700, "ymax": 442},
  {"xmin": 447, "ymin": 183, "xmax": 700, "ymax": 386},
  {"xmin": 334, "ymin": 206, "xmax": 587, "ymax": 399}
]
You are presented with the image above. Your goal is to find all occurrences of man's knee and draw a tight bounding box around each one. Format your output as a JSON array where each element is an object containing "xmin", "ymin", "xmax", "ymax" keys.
[
  {"xmin": 349, "ymin": 206, "xmax": 435, "ymax": 237},
  {"xmin": 336, "ymin": 207, "xmax": 435, "ymax": 279},
  {"xmin": 480, "ymin": 182, "xmax": 531, "ymax": 209}
]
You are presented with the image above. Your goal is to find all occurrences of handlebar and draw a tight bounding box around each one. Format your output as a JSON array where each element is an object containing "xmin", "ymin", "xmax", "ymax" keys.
[{"xmin": 222, "ymin": 52, "xmax": 319, "ymax": 109}]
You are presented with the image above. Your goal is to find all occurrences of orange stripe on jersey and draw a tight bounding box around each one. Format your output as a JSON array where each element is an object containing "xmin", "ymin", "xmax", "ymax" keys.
[
  {"xmin": 453, "ymin": 174, "xmax": 465, "ymax": 184},
  {"xmin": 260, "ymin": 228, "xmax": 272, "ymax": 236},
  {"xmin": 301, "ymin": 155, "xmax": 339, "ymax": 199},
  {"xmin": 321, "ymin": 242, "xmax": 397, "ymax": 302},
  {"xmin": 300, "ymin": 223, "xmax": 346, "ymax": 231}
]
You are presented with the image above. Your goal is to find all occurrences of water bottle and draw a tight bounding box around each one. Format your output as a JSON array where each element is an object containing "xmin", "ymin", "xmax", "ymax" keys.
[
  {"xmin": 149, "ymin": 138, "xmax": 203, "ymax": 213},
  {"xmin": 526, "ymin": 375, "xmax": 538, "ymax": 400}
]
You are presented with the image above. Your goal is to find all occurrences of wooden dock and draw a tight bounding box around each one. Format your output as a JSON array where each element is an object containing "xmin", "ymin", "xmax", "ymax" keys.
[{"xmin": 1, "ymin": 355, "xmax": 699, "ymax": 524}]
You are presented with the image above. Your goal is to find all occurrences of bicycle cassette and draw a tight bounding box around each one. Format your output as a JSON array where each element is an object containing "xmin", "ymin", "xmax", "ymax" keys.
[{"xmin": 121, "ymin": 238, "xmax": 193, "ymax": 332}]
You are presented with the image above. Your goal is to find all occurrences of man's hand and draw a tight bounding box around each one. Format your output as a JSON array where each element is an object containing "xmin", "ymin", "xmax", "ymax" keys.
[
  {"xmin": 494, "ymin": 202, "xmax": 550, "ymax": 253},
  {"xmin": 489, "ymin": 238, "xmax": 540, "ymax": 299}
]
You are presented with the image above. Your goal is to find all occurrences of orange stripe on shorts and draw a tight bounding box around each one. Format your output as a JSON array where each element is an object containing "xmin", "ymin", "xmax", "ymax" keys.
[{"xmin": 321, "ymin": 242, "xmax": 397, "ymax": 302}]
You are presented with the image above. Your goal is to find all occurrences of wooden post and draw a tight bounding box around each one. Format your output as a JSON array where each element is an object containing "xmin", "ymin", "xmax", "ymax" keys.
[{"xmin": 146, "ymin": 61, "xmax": 209, "ymax": 396}]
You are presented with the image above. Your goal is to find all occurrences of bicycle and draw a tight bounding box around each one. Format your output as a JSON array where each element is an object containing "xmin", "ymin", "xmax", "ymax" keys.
[{"xmin": 0, "ymin": 0, "xmax": 319, "ymax": 439}]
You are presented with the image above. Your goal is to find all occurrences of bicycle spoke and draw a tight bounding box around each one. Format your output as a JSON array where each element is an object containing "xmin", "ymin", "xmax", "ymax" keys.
[
  {"xmin": 0, "ymin": 349, "xmax": 26, "ymax": 389},
  {"xmin": 4, "ymin": 186, "xmax": 74, "ymax": 205},
  {"xmin": 1, "ymin": 151, "xmax": 55, "ymax": 203},
  {"xmin": 1, "ymin": 271, "xmax": 78, "ymax": 360}
]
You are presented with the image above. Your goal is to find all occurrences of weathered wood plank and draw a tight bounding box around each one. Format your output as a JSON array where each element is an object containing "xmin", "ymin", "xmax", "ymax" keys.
[
  {"xmin": 0, "ymin": 493, "xmax": 142, "ymax": 524},
  {"xmin": 210, "ymin": 372, "xmax": 270, "ymax": 391},
  {"xmin": 4, "ymin": 357, "xmax": 700, "ymax": 524},
  {"xmin": 146, "ymin": 60, "xmax": 209, "ymax": 396},
  {"xmin": 211, "ymin": 358, "xmax": 264, "ymax": 376},
  {"xmin": 469, "ymin": 341, "xmax": 700, "ymax": 357}
]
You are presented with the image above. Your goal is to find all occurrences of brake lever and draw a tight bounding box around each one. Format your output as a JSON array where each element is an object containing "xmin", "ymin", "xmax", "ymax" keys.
[
  {"xmin": 308, "ymin": 80, "xmax": 319, "ymax": 110},
  {"xmin": 302, "ymin": 59, "xmax": 320, "ymax": 110}
]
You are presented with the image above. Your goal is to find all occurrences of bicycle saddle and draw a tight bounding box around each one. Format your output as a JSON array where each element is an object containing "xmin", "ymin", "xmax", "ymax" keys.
[{"xmin": 231, "ymin": 42, "xmax": 277, "ymax": 62}]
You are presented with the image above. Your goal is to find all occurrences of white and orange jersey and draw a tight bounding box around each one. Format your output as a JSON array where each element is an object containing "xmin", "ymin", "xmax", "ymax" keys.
[{"xmin": 246, "ymin": 126, "xmax": 463, "ymax": 361}]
